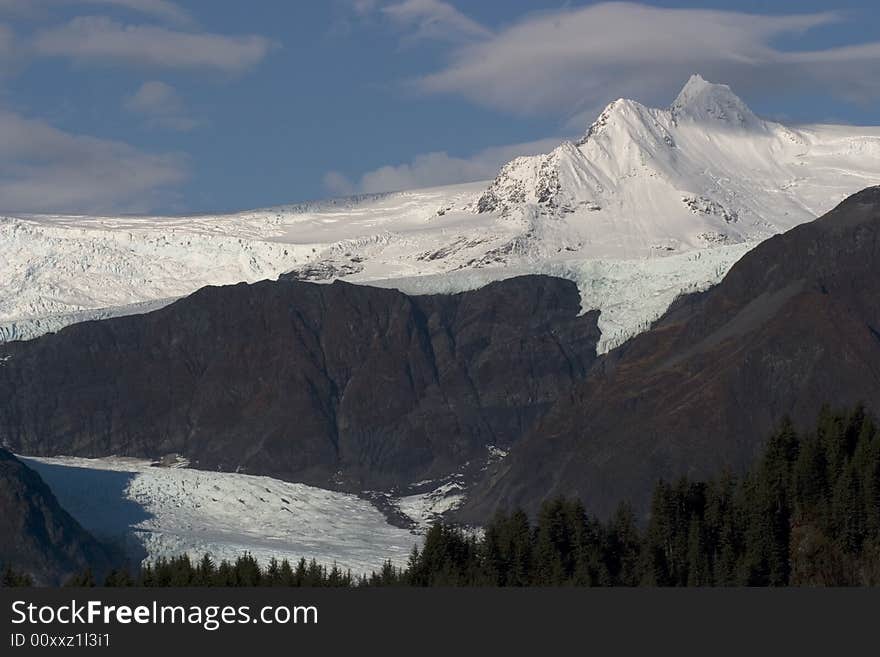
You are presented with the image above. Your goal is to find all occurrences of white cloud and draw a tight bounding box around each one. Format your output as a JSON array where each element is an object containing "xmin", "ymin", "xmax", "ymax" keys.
[
  {"xmin": 783, "ymin": 42, "xmax": 880, "ymax": 103},
  {"xmin": 322, "ymin": 170, "xmax": 356, "ymax": 197},
  {"xmin": 73, "ymin": 0, "xmax": 192, "ymax": 26},
  {"xmin": 383, "ymin": 0, "xmax": 490, "ymax": 43},
  {"xmin": 0, "ymin": 0, "xmax": 194, "ymax": 25},
  {"xmin": 123, "ymin": 80, "xmax": 198, "ymax": 131},
  {"xmin": 33, "ymin": 16, "xmax": 276, "ymax": 74},
  {"xmin": 0, "ymin": 0, "xmax": 192, "ymax": 25},
  {"xmin": 124, "ymin": 80, "xmax": 180, "ymax": 114},
  {"xmin": 337, "ymin": 0, "xmax": 489, "ymax": 44},
  {"xmin": 351, "ymin": 0, "xmax": 378, "ymax": 15},
  {"xmin": 414, "ymin": 2, "xmax": 880, "ymax": 118},
  {"xmin": 324, "ymin": 137, "xmax": 561, "ymax": 195},
  {"xmin": 0, "ymin": 108, "xmax": 188, "ymax": 213}
]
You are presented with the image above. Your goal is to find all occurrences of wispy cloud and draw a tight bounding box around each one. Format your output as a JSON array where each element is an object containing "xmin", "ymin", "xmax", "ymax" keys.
[
  {"xmin": 382, "ymin": 0, "xmax": 491, "ymax": 44},
  {"xmin": 124, "ymin": 79, "xmax": 181, "ymax": 114},
  {"xmin": 338, "ymin": 0, "xmax": 489, "ymax": 44},
  {"xmin": 123, "ymin": 79, "xmax": 198, "ymax": 131},
  {"xmin": 349, "ymin": 0, "xmax": 378, "ymax": 16},
  {"xmin": 0, "ymin": 0, "xmax": 191, "ymax": 25},
  {"xmin": 324, "ymin": 137, "xmax": 561, "ymax": 195},
  {"xmin": 33, "ymin": 16, "xmax": 276, "ymax": 74},
  {"xmin": 408, "ymin": 2, "xmax": 879, "ymax": 119},
  {"xmin": 0, "ymin": 108, "xmax": 188, "ymax": 213},
  {"xmin": 72, "ymin": 0, "xmax": 193, "ymax": 26}
]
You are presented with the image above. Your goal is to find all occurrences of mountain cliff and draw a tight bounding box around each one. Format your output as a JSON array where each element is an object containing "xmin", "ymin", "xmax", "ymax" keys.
[
  {"xmin": 0, "ymin": 275, "xmax": 599, "ymax": 493},
  {"xmin": 4, "ymin": 189, "xmax": 880, "ymax": 527},
  {"xmin": 0, "ymin": 450, "xmax": 113, "ymax": 585},
  {"xmin": 458, "ymin": 186, "xmax": 880, "ymax": 521}
]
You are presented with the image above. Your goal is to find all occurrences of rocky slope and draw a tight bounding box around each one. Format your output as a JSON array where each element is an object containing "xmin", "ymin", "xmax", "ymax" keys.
[
  {"xmin": 5, "ymin": 188, "xmax": 880, "ymax": 529},
  {"xmin": 0, "ymin": 450, "xmax": 113, "ymax": 585},
  {"xmin": 458, "ymin": 186, "xmax": 880, "ymax": 522},
  {"xmin": 0, "ymin": 276, "xmax": 599, "ymax": 493}
]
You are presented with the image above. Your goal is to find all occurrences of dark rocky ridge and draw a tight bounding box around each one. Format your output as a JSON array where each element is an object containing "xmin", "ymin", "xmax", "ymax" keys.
[
  {"xmin": 6, "ymin": 187, "xmax": 878, "ymax": 529},
  {"xmin": 0, "ymin": 450, "xmax": 113, "ymax": 585},
  {"xmin": 0, "ymin": 276, "xmax": 600, "ymax": 493},
  {"xmin": 457, "ymin": 186, "xmax": 880, "ymax": 522}
]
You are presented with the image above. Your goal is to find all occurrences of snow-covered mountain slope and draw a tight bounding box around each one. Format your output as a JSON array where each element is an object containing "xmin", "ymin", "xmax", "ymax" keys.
[
  {"xmin": 2, "ymin": 75, "xmax": 878, "ymax": 348},
  {"xmin": 475, "ymin": 75, "xmax": 880, "ymax": 257},
  {"xmin": 0, "ymin": 183, "xmax": 489, "ymax": 341},
  {"xmin": 369, "ymin": 242, "xmax": 752, "ymax": 353},
  {"xmin": 21, "ymin": 455, "xmax": 431, "ymax": 573}
]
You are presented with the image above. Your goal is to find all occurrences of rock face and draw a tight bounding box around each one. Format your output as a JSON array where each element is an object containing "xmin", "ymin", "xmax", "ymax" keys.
[
  {"xmin": 0, "ymin": 450, "xmax": 113, "ymax": 585},
  {"xmin": 459, "ymin": 186, "xmax": 880, "ymax": 522},
  {"xmin": 0, "ymin": 276, "xmax": 600, "ymax": 492},
  {"xmin": 7, "ymin": 187, "xmax": 879, "ymax": 529}
]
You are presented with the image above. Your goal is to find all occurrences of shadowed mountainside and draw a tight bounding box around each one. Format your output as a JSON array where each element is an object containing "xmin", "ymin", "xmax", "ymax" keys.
[
  {"xmin": 0, "ymin": 450, "xmax": 114, "ymax": 585},
  {"xmin": 458, "ymin": 186, "xmax": 880, "ymax": 521},
  {"xmin": 0, "ymin": 276, "xmax": 599, "ymax": 493},
  {"xmin": 4, "ymin": 188, "xmax": 880, "ymax": 526}
]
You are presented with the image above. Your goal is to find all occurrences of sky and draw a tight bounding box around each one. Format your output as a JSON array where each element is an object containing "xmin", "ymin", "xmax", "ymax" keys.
[{"xmin": 0, "ymin": 0, "xmax": 878, "ymax": 215}]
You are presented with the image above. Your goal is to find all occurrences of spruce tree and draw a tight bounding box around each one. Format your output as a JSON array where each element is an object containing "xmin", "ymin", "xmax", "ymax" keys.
[
  {"xmin": 279, "ymin": 559, "xmax": 296, "ymax": 586},
  {"xmin": 1, "ymin": 565, "xmax": 33, "ymax": 587},
  {"xmin": 196, "ymin": 554, "xmax": 216, "ymax": 586},
  {"xmin": 603, "ymin": 502, "xmax": 641, "ymax": 586}
]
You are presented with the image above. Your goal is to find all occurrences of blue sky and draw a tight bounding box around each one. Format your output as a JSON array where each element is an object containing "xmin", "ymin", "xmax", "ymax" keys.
[{"xmin": 1, "ymin": 0, "xmax": 878, "ymax": 214}]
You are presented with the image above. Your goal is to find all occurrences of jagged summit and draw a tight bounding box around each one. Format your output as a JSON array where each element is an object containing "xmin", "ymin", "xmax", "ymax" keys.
[
  {"xmin": 579, "ymin": 75, "xmax": 760, "ymax": 145},
  {"xmin": 472, "ymin": 73, "xmax": 879, "ymax": 260},
  {"xmin": 670, "ymin": 74, "xmax": 762, "ymax": 129},
  {"xmin": 578, "ymin": 98, "xmax": 641, "ymax": 144}
]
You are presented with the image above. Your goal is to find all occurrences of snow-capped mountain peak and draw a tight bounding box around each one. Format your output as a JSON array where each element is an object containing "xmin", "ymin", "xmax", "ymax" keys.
[
  {"xmin": 579, "ymin": 98, "xmax": 627, "ymax": 143},
  {"xmin": 2, "ymin": 76, "xmax": 879, "ymax": 355},
  {"xmin": 670, "ymin": 74, "xmax": 762, "ymax": 129},
  {"xmin": 472, "ymin": 74, "xmax": 880, "ymax": 263},
  {"xmin": 578, "ymin": 97, "xmax": 668, "ymax": 144}
]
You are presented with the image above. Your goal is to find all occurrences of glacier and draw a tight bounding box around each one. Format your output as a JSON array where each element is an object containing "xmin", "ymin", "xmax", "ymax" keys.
[
  {"xmin": 20, "ymin": 455, "xmax": 432, "ymax": 574},
  {"xmin": 2, "ymin": 75, "xmax": 879, "ymax": 351}
]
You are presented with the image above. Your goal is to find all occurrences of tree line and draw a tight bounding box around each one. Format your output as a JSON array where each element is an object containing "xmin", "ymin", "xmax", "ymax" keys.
[
  {"xmin": 3, "ymin": 404, "xmax": 879, "ymax": 587},
  {"xmin": 404, "ymin": 404, "xmax": 880, "ymax": 586}
]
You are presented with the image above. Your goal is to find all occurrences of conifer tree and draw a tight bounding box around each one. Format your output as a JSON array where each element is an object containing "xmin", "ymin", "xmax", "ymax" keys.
[
  {"xmin": 103, "ymin": 568, "xmax": 134, "ymax": 587},
  {"xmin": 234, "ymin": 553, "xmax": 262, "ymax": 586},
  {"xmin": 214, "ymin": 560, "xmax": 235, "ymax": 586},
  {"xmin": 830, "ymin": 463, "xmax": 866, "ymax": 555},
  {"xmin": 603, "ymin": 502, "xmax": 641, "ymax": 586},
  {"xmin": 279, "ymin": 559, "xmax": 296, "ymax": 586},
  {"xmin": 265, "ymin": 557, "xmax": 282, "ymax": 586},
  {"xmin": 195, "ymin": 554, "xmax": 216, "ymax": 586},
  {"xmin": 64, "ymin": 568, "xmax": 95, "ymax": 587},
  {"xmin": 793, "ymin": 434, "xmax": 829, "ymax": 523},
  {"xmin": 1, "ymin": 565, "xmax": 33, "ymax": 587},
  {"xmin": 294, "ymin": 557, "xmax": 308, "ymax": 586}
]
